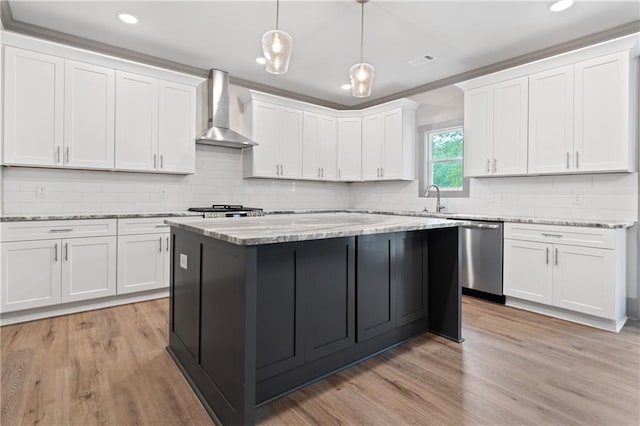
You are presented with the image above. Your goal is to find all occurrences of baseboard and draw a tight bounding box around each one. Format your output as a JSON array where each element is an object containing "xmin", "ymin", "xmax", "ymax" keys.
[
  {"xmin": 0, "ymin": 289, "xmax": 169, "ymax": 326},
  {"xmin": 506, "ymin": 297, "xmax": 627, "ymax": 333}
]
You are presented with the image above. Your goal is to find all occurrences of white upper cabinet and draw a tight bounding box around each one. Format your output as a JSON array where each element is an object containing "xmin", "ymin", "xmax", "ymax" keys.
[
  {"xmin": 361, "ymin": 106, "xmax": 416, "ymax": 181},
  {"xmin": 459, "ymin": 35, "xmax": 637, "ymax": 177},
  {"xmin": 243, "ymin": 98, "xmax": 303, "ymax": 179},
  {"xmin": 463, "ymin": 85, "xmax": 494, "ymax": 177},
  {"xmin": 115, "ymin": 71, "xmax": 159, "ymax": 172},
  {"xmin": 158, "ymin": 80, "xmax": 196, "ymax": 173},
  {"xmin": 3, "ymin": 47, "xmax": 64, "ymax": 167},
  {"xmin": 337, "ymin": 117, "xmax": 362, "ymax": 181},
  {"xmin": 302, "ymin": 112, "xmax": 338, "ymax": 180},
  {"xmin": 528, "ymin": 65, "xmax": 574, "ymax": 174},
  {"xmin": 463, "ymin": 77, "xmax": 528, "ymax": 177},
  {"xmin": 2, "ymin": 36, "xmax": 200, "ymax": 174},
  {"xmin": 492, "ymin": 77, "xmax": 528, "ymax": 175},
  {"xmin": 64, "ymin": 60, "xmax": 115, "ymax": 170},
  {"xmin": 362, "ymin": 114, "xmax": 382, "ymax": 180},
  {"xmin": 574, "ymin": 52, "xmax": 633, "ymax": 173}
]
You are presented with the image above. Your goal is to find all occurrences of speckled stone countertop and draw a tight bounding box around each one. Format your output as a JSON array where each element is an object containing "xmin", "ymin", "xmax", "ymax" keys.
[
  {"xmin": 0, "ymin": 211, "xmax": 203, "ymax": 222},
  {"xmin": 165, "ymin": 213, "xmax": 466, "ymax": 246},
  {"xmin": 264, "ymin": 209, "xmax": 636, "ymax": 229}
]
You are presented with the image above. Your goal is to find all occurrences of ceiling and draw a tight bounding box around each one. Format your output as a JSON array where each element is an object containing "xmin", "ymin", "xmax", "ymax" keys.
[{"xmin": 6, "ymin": 1, "xmax": 640, "ymax": 107}]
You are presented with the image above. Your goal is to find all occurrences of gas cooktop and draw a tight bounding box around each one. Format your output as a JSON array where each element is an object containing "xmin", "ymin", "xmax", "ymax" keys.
[{"xmin": 188, "ymin": 205, "xmax": 264, "ymax": 218}]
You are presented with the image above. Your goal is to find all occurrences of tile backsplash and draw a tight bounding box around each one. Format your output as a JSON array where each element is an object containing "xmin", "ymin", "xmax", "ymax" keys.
[{"xmin": 1, "ymin": 145, "xmax": 350, "ymax": 214}]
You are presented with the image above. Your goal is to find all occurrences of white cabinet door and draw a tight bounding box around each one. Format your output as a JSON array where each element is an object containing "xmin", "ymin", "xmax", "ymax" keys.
[
  {"xmin": 302, "ymin": 112, "xmax": 320, "ymax": 179},
  {"xmin": 115, "ymin": 71, "xmax": 159, "ymax": 172},
  {"xmin": 528, "ymin": 66, "xmax": 574, "ymax": 174},
  {"xmin": 64, "ymin": 60, "xmax": 115, "ymax": 170},
  {"xmin": 492, "ymin": 77, "xmax": 528, "ymax": 175},
  {"xmin": 318, "ymin": 115, "xmax": 338, "ymax": 180},
  {"xmin": 250, "ymin": 101, "xmax": 280, "ymax": 177},
  {"xmin": 503, "ymin": 240, "xmax": 553, "ymax": 304},
  {"xmin": 574, "ymin": 52, "xmax": 631, "ymax": 172},
  {"xmin": 381, "ymin": 108, "xmax": 403, "ymax": 180},
  {"xmin": 463, "ymin": 85, "xmax": 493, "ymax": 177},
  {"xmin": 279, "ymin": 107, "xmax": 303, "ymax": 179},
  {"xmin": 158, "ymin": 80, "xmax": 196, "ymax": 174},
  {"xmin": 117, "ymin": 233, "xmax": 165, "ymax": 294},
  {"xmin": 3, "ymin": 47, "xmax": 64, "ymax": 167},
  {"xmin": 61, "ymin": 236, "xmax": 116, "ymax": 303},
  {"xmin": 553, "ymin": 245, "xmax": 615, "ymax": 319},
  {"xmin": 337, "ymin": 117, "xmax": 362, "ymax": 181},
  {"xmin": 362, "ymin": 114, "xmax": 382, "ymax": 180},
  {"xmin": 0, "ymin": 240, "xmax": 62, "ymax": 313}
]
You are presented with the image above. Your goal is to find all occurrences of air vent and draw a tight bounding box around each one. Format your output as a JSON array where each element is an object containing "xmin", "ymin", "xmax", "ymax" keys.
[{"xmin": 408, "ymin": 54, "xmax": 436, "ymax": 66}]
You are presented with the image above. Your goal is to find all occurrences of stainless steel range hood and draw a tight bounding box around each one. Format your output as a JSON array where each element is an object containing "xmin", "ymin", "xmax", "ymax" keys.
[{"xmin": 196, "ymin": 69, "xmax": 258, "ymax": 148}]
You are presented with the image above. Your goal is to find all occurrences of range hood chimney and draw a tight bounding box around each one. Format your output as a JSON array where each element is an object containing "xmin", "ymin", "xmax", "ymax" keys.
[{"xmin": 196, "ymin": 69, "xmax": 258, "ymax": 148}]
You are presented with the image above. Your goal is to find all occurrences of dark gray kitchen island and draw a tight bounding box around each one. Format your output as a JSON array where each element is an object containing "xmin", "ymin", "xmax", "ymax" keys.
[{"xmin": 165, "ymin": 213, "xmax": 465, "ymax": 425}]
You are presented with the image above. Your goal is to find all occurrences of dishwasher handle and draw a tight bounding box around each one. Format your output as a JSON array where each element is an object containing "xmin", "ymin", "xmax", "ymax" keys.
[{"xmin": 461, "ymin": 223, "xmax": 501, "ymax": 230}]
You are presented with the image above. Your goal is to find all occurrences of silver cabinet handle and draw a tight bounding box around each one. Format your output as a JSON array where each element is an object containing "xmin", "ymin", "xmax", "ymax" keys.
[
  {"xmin": 153, "ymin": 154, "xmax": 157, "ymax": 169},
  {"xmin": 166, "ymin": 236, "xmax": 169, "ymax": 252},
  {"xmin": 381, "ymin": 167, "xmax": 384, "ymax": 177},
  {"xmin": 49, "ymin": 228, "xmax": 74, "ymax": 233},
  {"xmin": 546, "ymin": 247, "xmax": 549, "ymax": 265},
  {"xmin": 541, "ymin": 233, "xmax": 563, "ymax": 238},
  {"xmin": 555, "ymin": 248, "xmax": 559, "ymax": 266},
  {"xmin": 56, "ymin": 146, "xmax": 61, "ymax": 163},
  {"xmin": 376, "ymin": 167, "xmax": 380, "ymax": 178},
  {"xmin": 64, "ymin": 243, "xmax": 69, "ymax": 261},
  {"xmin": 65, "ymin": 147, "xmax": 70, "ymax": 164},
  {"xmin": 338, "ymin": 169, "xmax": 341, "ymax": 180},
  {"xmin": 486, "ymin": 159, "xmax": 491, "ymax": 173},
  {"xmin": 566, "ymin": 152, "xmax": 570, "ymax": 170},
  {"xmin": 276, "ymin": 164, "xmax": 279, "ymax": 176},
  {"xmin": 155, "ymin": 224, "xmax": 169, "ymax": 228},
  {"xmin": 280, "ymin": 164, "xmax": 284, "ymax": 176},
  {"xmin": 317, "ymin": 167, "xmax": 320, "ymax": 177},
  {"xmin": 492, "ymin": 158, "xmax": 497, "ymax": 173},
  {"xmin": 159, "ymin": 237, "xmax": 163, "ymax": 252},
  {"xmin": 321, "ymin": 168, "xmax": 324, "ymax": 178},
  {"xmin": 160, "ymin": 154, "xmax": 164, "ymax": 169},
  {"xmin": 53, "ymin": 243, "xmax": 58, "ymax": 262},
  {"xmin": 576, "ymin": 151, "xmax": 579, "ymax": 169}
]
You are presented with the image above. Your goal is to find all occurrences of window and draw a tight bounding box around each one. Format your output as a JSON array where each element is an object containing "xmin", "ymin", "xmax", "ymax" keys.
[{"xmin": 420, "ymin": 120, "xmax": 468, "ymax": 197}]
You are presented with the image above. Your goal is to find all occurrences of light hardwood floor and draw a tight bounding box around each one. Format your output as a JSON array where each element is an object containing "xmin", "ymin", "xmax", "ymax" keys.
[{"xmin": 1, "ymin": 297, "xmax": 638, "ymax": 425}]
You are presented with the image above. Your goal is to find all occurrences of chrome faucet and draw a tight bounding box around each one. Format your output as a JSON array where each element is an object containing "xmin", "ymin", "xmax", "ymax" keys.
[{"xmin": 424, "ymin": 184, "xmax": 445, "ymax": 213}]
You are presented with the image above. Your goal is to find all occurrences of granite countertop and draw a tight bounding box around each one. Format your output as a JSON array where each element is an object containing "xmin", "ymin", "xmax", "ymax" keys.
[
  {"xmin": 165, "ymin": 213, "xmax": 466, "ymax": 246},
  {"xmin": 264, "ymin": 209, "xmax": 636, "ymax": 229},
  {"xmin": 0, "ymin": 211, "xmax": 203, "ymax": 222}
]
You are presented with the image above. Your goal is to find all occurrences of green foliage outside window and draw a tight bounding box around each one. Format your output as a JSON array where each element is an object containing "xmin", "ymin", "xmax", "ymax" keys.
[{"xmin": 430, "ymin": 129, "xmax": 463, "ymax": 190}]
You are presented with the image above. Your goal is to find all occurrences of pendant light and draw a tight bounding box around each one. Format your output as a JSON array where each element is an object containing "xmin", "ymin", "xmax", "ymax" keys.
[
  {"xmin": 350, "ymin": 0, "xmax": 374, "ymax": 97},
  {"xmin": 262, "ymin": 0, "xmax": 293, "ymax": 74}
]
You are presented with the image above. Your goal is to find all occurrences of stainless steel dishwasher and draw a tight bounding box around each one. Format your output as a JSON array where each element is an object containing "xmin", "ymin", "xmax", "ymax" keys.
[{"xmin": 459, "ymin": 220, "xmax": 504, "ymax": 303}]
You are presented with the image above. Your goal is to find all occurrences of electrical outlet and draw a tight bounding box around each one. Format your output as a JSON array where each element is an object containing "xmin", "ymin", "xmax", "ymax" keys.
[
  {"xmin": 159, "ymin": 187, "xmax": 167, "ymax": 199},
  {"xmin": 36, "ymin": 184, "xmax": 47, "ymax": 199},
  {"xmin": 573, "ymin": 192, "xmax": 584, "ymax": 205}
]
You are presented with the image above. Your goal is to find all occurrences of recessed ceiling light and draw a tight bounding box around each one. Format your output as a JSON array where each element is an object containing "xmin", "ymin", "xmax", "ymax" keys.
[
  {"xmin": 255, "ymin": 57, "xmax": 267, "ymax": 65},
  {"xmin": 549, "ymin": 0, "xmax": 574, "ymax": 12},
  {"xmin": 117, "ymin": 12, "xmax": 139, "ymax": 24},
  {"xmin": 341, "ymin": 83, "xmax": 352, "ymax": 90}
]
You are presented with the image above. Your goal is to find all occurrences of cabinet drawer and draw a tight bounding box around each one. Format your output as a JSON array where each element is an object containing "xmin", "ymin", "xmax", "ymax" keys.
[
  {"xmin": 1, "ymin": 219, "xmax": 117, "ymax": 242},
  {"xmin": 504, "ymin": 223, "xmax": 615, "ymax": 249},
  {"xmin": 117, "ymin": 217, "xmax": 172, "ymax": 235}
]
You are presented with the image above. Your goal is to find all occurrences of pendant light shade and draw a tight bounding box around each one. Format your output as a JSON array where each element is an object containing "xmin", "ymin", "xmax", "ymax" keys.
[
  {"xmin": 350, "ymin": 0, "xmax": 374, "ymax": 98},
  {"xmin": 262, "ymin": 30, "xmax": 293, "ymax": 74},
  {"xmin": 262, "ymin": 0, "xmax": 293, "ymax": 74}
]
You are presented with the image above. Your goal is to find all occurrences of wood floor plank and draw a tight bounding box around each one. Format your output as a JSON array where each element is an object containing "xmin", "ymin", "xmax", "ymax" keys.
[{"xmin": 1, "ymin": 296, "xmax": 638, "ymax": 425}]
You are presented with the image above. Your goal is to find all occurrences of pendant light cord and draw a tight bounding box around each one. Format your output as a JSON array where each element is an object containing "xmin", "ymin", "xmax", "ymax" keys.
[
  {"xmin": 276, "ymin": 0, "xmax": 280, "ymax": 30},
  {"xmin": 360, "ymin": 1, "xmax": 364, "ymax": 63}
]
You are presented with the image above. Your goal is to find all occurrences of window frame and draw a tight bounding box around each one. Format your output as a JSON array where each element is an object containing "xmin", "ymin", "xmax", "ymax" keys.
[{"xmin": 419, "ymin": 119, "xmax": 469, "ymax": 198}]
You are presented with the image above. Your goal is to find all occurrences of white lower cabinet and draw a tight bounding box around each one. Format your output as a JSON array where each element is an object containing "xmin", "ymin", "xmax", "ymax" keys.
[
  {"xmin": 503, "ymin": 223, "xmax": 626, "ymax": 332},
  {"xmin": 61, "ymin": 236, "xmax": 117, "ymax": 303},
  {"xmin": 117, "ymin": 233, "xmax": 169, "ymax": 294},
  {"xmin": 1, "ymin": 240, "xmax": 62, "ymax": 312}
]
